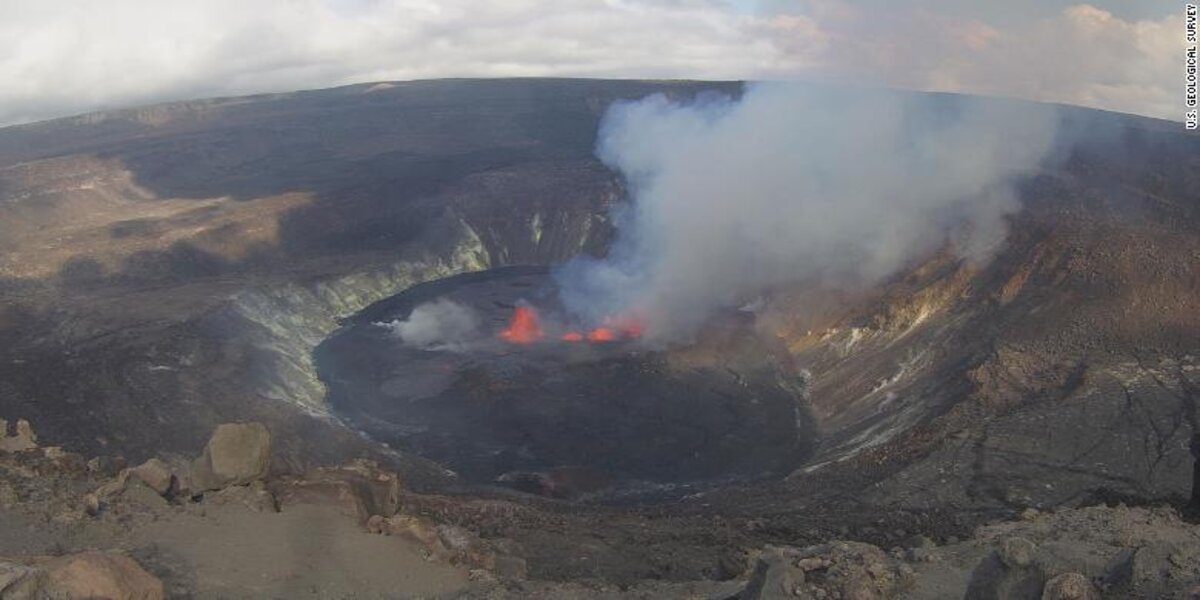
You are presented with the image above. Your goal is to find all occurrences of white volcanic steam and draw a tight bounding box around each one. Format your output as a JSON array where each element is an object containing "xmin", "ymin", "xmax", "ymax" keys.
[
  {"xmin": 555, "ymin": 83, "xmax": 1058, "ymax": 342},
  {"xmin": 378, "ymin": 299, "xmax": 481, "ymax": 350}
]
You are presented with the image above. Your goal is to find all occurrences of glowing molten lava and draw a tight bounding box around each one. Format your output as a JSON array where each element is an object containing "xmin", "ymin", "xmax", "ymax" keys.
[
  {"xmin": 560, "ymin": 314, "xmax": 645, "ymax": 344},
  {"xmin": 586, "ymin": 327, "xmax": 615, "ymax": 342},
  {"xmin": 499, "ymin": 306, "xmax": 544, "ymax": 344},
  {"xmin": 500, "ymin": 305, "xmax": 644, "ymax": 345}
]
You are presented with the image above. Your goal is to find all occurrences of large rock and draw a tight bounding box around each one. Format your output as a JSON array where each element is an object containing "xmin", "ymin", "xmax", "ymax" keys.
[
  {"xmin": 270, "ymin": 459, "xmax": 401, "ymax": 523},
  {"xmin": 131, "ymin": 459, "xmax": 174, "ymax": 497},
  {"xmin": 205, "ymin": 480, "xmax": 278, "ymax": 512},
  {"xmin": 965, "ymin": 538, "xmax": 1047, "ymax": 600},
  {"xmin": 366, "ymin": 513, "xmax": 525, "ymax": 577},
  {"xmin": 0, "ymin": 419, "xmax": 37, "ymax": 453},
  {"xmin": 93, "ymin": 468, "xmax": 133, "ymax": 501},
  {"xmin": 740, "ymin": 548, "xmax": 799, "ymax": 600},
  {"xmin": 190, "ymin": 423, "xmax": 271, "ymax": 492},
  {"xmin": 436, "ymin": 523, "xmax": 500, "ymax": 570},
  {"xmin": 367, "ymin": 514, "xmax": 453, "ymax": 561},
  {"xmin": 999, "ymin": 538, "xmax": 1037, "ymax": 569},
  {"xmin": 1041, "ymin": 573, "xmax": 1099, "ymax": 600},
  {"xmin": 741, "ymin": 541, "xmax": 912, "ymax": 600},
  {"xmin": 42, "ymin": 551, "xmax": 164, "ymax": 600},
  {"xmin": 0, "ymin": 560, "xmax": 48, "ymax": 599}
]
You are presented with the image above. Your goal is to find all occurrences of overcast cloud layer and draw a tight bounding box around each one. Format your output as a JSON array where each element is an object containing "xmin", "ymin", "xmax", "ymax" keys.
[{"xmin": 0, "ymin": 0, "xmax": 1181, "ymax": 126}]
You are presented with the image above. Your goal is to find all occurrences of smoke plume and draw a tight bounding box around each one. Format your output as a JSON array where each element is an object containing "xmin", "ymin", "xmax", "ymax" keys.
[
  {"xmin": 556, "ymin": 83, "xmax": 1058, "ymax": 341},
  {"xmin": 378, "ymin": 299, "xmax": 481, "ymax": 350}
]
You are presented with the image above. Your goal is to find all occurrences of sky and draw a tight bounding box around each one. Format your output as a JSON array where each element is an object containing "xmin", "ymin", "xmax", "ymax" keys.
[{"xmin": 0, "ymin": 0, "xmax": 1181, "ymax": 126}]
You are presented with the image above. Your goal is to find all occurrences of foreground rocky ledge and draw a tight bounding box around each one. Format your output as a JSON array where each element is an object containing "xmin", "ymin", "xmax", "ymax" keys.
[{"xmin": 4, "ymin": 419, "xmax": 1200, "ymax": 598}]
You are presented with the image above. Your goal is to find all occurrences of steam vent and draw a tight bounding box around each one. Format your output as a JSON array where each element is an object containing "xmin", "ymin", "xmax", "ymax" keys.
[{"xmin": 317, "ymin": 266, "xmax": 815, "ymax": 497}]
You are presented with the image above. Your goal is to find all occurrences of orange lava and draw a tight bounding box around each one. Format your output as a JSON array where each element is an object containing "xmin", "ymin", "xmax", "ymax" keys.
[
  {"xmin": 499, "ymin": 306, "xmax": 544, "ymax": 344},
  {"xmin": 586, "ymin": 327, "xmax": 616, "ymax": 342},
  {"xmin": 500, "ymin": 307, "xmax": 645, "ymax": 344}
]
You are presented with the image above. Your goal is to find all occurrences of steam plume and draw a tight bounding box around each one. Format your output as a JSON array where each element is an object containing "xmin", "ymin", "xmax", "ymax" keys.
[
  {"xmin": 378, "ymin": 299, "xmax": 481, "ymax": 350},
  {"xmin": 556, "ymin": 83, "xmax": 1058, "ymax": 341}
]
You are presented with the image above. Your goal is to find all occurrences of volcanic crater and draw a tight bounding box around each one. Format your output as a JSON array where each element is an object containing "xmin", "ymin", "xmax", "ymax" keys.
[
  {"xmin": 317, "ymin": 266, "xmax": 816, "ymax": 498},
  {"xmin": 1, "ymin": 79, "xmax": 1198, "ymax": 592}
]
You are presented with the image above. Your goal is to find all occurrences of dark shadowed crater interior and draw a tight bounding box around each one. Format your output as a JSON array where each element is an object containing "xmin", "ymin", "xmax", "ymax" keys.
[{"xmin": 316, "ymin": 266, "xmax": 815, "ymax": 498}]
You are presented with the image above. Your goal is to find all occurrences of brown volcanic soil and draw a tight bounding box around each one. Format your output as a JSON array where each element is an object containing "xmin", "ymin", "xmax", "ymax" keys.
[{"xmin": 0, "ymin": 79, "xmax": 1198, "ymax": 593}]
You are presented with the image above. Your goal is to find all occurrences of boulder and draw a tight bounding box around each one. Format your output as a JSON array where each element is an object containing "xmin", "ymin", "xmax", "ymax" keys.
[
  {"xmin": 436, "ymin": 524, "xmax": 497, "ymax": 569},
  {"xmin": 1101, "ymin": 544, "xmax": 1198, "ymax": 597},
  {"xmin": 999, "ymin": 537, "xmax": 1037, "ymax": 569},
  {"xmin": 42, "ymin": 551, "xmax": 163, "ymax": 600},
  {"xmin": 0, "ymin": 419, "xmax": 37, "ymax": 453},
  {"xmin": 270, "ymin": 460, "xmax": 401, "ymax": 523},
  {"xmin": 966, "ymin": 539, "xmax": 1047, "ymax": 600},
  {"xmin": 1041, "ymin": 573, "xmax": 1099, "ymax": 600},
  {"xmin": 86, "ymin": 456, "xmax": 127, "ymax": 478},
  {"xmin": 94, "ymin": 469, "xmax": 132, "ymax": 500},
  {"xmin": 740, "ymin": 548, "xmax": 799, "ymax": 600},
  {"xmin": 205, "ymin": 480, "xmax": 277, "ymax": 512},
  {"xmin": 717, "ymin": 549, "xmax": 753, "ymax": 580},
  {"xmin": 131, "ymin": 459, "xmax": 174, "ymax": 497},
  {"xmin": 121, "ymin": 478, "xmax": 171, "ymax": 510},
  {"xmin": 365, "ymin": 513, "xmax": 523, "ymax": 575},
  {"xmin": 367, "ymin": 514, "xmax": 453, "ymax": 560},
  {"xmin": 741, "ymin": 541, "xmax": 912, "ymax": 600},
  {"xmin": 84, "ymin": 468, "xmax": 171, "ymax": 516},
  {"xmin": 0, "ymin": 560, "xmax": 48, "ymax": 599},
  {"xmin": 82, "ymin": 493, "xmax": 102, "ymax": 517},
  {"xmin": 190, "ymin": 423, "xmax": 271, "ymax": 492}
]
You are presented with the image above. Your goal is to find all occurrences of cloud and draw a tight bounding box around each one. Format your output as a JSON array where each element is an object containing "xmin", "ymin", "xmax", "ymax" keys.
[
  {"xmin": 0, "ymin": 1, "xmax": 1179, "ymax": 126},
  {"xmin": 795, "ymin": 3, "xmax": 1180, "ymax": 120},
  {"xmin": 0, "ymin": 0, "xmax": 802, "ymax": 125}
]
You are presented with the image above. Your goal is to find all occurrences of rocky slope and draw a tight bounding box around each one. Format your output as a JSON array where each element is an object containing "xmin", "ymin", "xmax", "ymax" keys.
[{"xmin": 8, "ymin": 420, "xmax": 1200, "ymax": 598}]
